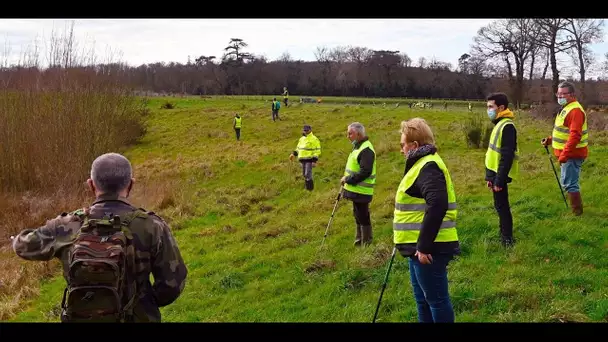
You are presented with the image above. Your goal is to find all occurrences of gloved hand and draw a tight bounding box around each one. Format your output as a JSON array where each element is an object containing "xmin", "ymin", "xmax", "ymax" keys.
[{"xmin": 541, "ymin": 136, "xmax": 551, "ymax": 146}]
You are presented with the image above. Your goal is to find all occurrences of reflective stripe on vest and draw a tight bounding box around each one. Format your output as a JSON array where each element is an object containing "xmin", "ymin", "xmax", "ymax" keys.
[
  {"xmin": 484, "ymin": 118, "xmax": 519, "ymax": 180},
  {"xmin": 234, "ymin": 117, "xmax": 242, "ymax": 128},
  {"xmin": 552, "ymin": 101, "xmax": 588, "ymax": 150},
  {"xmin": 343, "ymin": 140, "xmax": 377, "ymax": 196},
  {"xmin": 393, "ymin": 153, "xmax": 458, "ymax": 244},
  {"xmin": 296, "ymin": 133, "xmax": 321, "ymax": 160}
]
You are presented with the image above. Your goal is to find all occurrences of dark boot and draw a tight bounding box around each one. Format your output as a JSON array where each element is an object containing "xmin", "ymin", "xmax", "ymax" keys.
[
  {"xmin": 569, "ymin": 192, "xmax": 583, "ymax": 216},
  {"xmin": 354, "ymin": 225, "xmax": 362, "ymax": 247},
  {"xmin": 305, "ymin": 179, "xmax": 314, "ymax": 191},
  {"xmin": 360, "ymin": 225, "xmax": 373, "ymax": 246}
]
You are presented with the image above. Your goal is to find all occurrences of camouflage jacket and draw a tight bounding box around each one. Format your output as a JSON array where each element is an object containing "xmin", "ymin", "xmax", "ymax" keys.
[{"xmin": 12, "ymin": 194, "xmax": 188, "ymax": 322}]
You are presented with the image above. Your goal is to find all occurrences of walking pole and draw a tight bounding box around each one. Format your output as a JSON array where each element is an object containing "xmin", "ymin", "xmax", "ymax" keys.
[
  {"xmin": 320, "ymin": 187, "xmax": 343, "ymax": 248},
  {"xmin": 544, "ymin": 145, "xmax": 568, "ymax": 208},
  {"xmin": 372, "ymin": 246, "xmax": 397, "ymax": 323}
]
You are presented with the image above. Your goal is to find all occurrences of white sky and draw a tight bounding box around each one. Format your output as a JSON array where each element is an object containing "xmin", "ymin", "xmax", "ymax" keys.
[{"xmin": 1, "ymin": 19, "xmax": 607, "ymax": 78}]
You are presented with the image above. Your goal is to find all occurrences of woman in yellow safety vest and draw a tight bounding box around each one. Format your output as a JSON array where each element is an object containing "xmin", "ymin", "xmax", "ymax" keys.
[{"xmin": 393, "ymin": 117, "xmax": 460, "ymax": 323}]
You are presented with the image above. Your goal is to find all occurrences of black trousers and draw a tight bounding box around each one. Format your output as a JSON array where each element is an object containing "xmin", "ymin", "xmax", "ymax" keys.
[
  {"xmin": 352, "ymin": 201, "xmax": 371, "ymax": 226},
  {"xmin": 493, "ymin": 183, "xmax": 513, "ymax": 240},
  {"xmin": 234, "ymin": 128, "xmax": 241, "ymax": 140}
]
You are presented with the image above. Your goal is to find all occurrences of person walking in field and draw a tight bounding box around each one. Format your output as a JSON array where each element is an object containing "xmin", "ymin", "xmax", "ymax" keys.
[
  {"xmin": 283, "ymin": 87, "xmax": 289, "ymax": 107},
  {"xmin": 233, "ymin": 113, "xmax": 242, "ymax": 141},
  {"xmin": 272, "ymin": 97, "xmax": 281, "ymax": 121},
  {"xmin": 340, "ymin": 122, "xmax": 376, "ymax": 247},
  {"xmin": 485, "ymin": 92, "xmax": 519, "ymax": 247},
  {"xmin": 393, "ymin": 118, "xmax": 460, "ymax": 323},
  {"xmin": 289, "ymin": 125, "xmax": 321, "ymax": 191},
  {"xmin": 541, "ymin": 81, "xmax": 588, "ymax": 216}
]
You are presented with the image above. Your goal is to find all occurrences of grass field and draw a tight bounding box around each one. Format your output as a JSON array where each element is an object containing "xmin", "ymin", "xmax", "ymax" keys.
[
  {"xmin": 8, "ymin": 96, "xmax": 608, "ymax": 322},
  {"xmin": 204, "ymin": 95, "xmax": 486, "ymax": 107}
]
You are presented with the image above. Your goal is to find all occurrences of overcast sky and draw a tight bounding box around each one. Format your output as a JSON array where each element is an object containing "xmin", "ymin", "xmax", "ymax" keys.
[{"xmin": 1, "ymin": 19, "xmax": 607, "ymax": 78}]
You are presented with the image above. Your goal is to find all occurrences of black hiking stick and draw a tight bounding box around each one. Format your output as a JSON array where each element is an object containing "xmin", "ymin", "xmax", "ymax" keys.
[
  {"xmin": 544, "ymin": 146, "xmax": 568, "ymax": 208},
  {"xmin": 320, "ymin": 187, "xmax": 343, "ymax": 248},
  {"xmin": 372, "ymin": 246, "xmax": 397, "ymax": 323}
]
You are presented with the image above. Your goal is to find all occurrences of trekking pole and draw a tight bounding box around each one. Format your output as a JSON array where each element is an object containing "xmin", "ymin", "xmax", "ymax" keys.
[
  {"xmin": 372, "ymin": 246, "xmax": 397, "ymax": 323},
  {"xmin": 320, "ymin": 187, "xmax": 343, "ymax": 248},
  {"xmin": 544, "ymin": 145, "xmax": 568, "ymax": 209}
]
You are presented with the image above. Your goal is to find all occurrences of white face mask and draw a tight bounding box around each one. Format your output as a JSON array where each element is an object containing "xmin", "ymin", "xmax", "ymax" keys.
[{"xmin": 558, "ymin": 97, "xmax": 568, "ymax": 106}]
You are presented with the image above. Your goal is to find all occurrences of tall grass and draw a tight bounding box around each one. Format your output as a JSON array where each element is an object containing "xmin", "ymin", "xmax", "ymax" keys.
[
  {"xmin": 0, "ymin": 21, "xmax": 147, "ymax": 320},
  {"xmin": 462, "ymin": 111, "xmax": 492, "ymax": 149}
]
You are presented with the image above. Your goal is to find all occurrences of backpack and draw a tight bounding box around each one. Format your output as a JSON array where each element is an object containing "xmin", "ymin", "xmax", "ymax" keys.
[
  {"xmin": 274, "ymin": 101, "xmax": 281, "ymax": 110},
  {"xmin": 60, "ymin": 209, "xmax": 144, "ymax": 322}
]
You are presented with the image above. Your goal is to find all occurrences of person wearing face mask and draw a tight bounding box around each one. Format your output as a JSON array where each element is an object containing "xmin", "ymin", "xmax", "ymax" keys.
[
  {"xmin": 340, "ymin": 122, "xmax": 377, "ymax": 247},
  {"xmin": 485, "ymin": 92, "xmax": 519, "ymax": 247},
  {"xmin": 393, "ymin": 118, "xmax": 460, "ymax": 323},
  {"xmin": 541, "ymin": 81, "xmax": 588, "ymax": 216},
  {"xmin": 290, "ymin": 124, "xmax": 321, "ymax": 191}
]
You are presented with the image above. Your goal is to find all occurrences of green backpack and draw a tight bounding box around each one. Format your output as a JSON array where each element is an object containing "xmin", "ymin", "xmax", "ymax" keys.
[{"xmin": 60, "ymin": 209, "xmax": 144, "ymax": 322}]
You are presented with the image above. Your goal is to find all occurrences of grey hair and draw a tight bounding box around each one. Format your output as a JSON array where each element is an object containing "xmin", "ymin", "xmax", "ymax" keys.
[
  {"xmin": 558, "ymin": 81, "xmax": 576, "ymax": 94},
  {"xmin": 90, "ymin": 152, "xmax": 133, "ymax": 195},
  {"xmin": 348, "ymin": 122, "xmax": 366, "ymax": 137}
]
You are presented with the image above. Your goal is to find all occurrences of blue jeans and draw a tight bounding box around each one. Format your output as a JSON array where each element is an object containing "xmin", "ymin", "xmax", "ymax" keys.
[
  {"xmin": 560, "ymin": 158, "xmax": 584, "ymax": 193},
  {"xmin": 409, "ymin": 254, "xmax": 455, "ymax": 323}
]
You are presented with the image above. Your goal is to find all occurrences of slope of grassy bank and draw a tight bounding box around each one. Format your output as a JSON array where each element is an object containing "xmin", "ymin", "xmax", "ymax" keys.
[{"xmin": 10, "ymin": 96, "xmax": 608, "ymax": 322}]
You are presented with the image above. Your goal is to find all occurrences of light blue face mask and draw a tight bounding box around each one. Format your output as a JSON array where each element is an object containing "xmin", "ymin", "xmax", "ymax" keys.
[
  {"xmin": 487, "ymin": 109, "xmax": 497, "ymax": 120},
  {"xmin": 558, "ymin": 97, "xmax": 567, "ymax": 106}
]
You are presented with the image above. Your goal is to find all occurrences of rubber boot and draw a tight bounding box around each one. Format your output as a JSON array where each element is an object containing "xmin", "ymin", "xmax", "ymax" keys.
[
  {"xmin": 569, "ymin": 192, "xmax": 583, "ymax": 216},
  {"xmin": 360, "ymin": 225, "xmax": 373, "ymax": 246},
  {"xmin": 354, "ymin": 225, "xmax": 362, "ymax": 247},
  {"xmin": 305, "ymin": 179, "xmax": 314, "ymax": 191}
]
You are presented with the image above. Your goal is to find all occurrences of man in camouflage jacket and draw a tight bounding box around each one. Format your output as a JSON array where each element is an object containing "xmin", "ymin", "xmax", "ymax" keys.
[{"xmin": 12, "ymin": 152, "xmax": 188, "ymax": 322}]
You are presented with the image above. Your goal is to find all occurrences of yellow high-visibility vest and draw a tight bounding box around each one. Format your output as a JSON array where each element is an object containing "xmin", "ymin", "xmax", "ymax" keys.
[
  {"xmin": 485, "ymin": 118, "xmax": 519, "ymax": 180},
  {"xmin": 552, "ymin": 101, "xmax": 588, "ymax": 150},
  {"xmin": 393, "ymin": 153, "xmax": 458, "ymax": 244},
  {"xmin": 343, "ymin": 140, "xmax": 376, "ymax": 196}
]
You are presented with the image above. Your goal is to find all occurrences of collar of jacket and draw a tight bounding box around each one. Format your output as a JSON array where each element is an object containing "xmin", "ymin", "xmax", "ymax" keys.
[
  {"xmin": 492, "ymin": 108, "xmax": 515, "ymax": 124},
  {"xmin": 353, "ymin": 136, "xmax": 369, "ymax": 149},
  {"xmin": 92, "ymin": 193, "xmax": 133, "ymax": 206},
  {"xmin": 404, "ymin": 144, "xmax": 438, "ymax": 175}
]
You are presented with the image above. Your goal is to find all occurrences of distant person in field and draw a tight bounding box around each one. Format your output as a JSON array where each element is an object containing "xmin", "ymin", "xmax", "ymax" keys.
[
  {"xmin": 393, "ymin": 118, "xmax": 460, "ymax": 323},
  {"xmin": 468, "ymin": 102, "xmax": 472, "ymax": 112},
  {"xmin": 283, "ymin": 87, "xmax": 289, "ymax": 107},
  {"xmin": 289, "ymin": 124, "xmax": 321, "ymax": 191},
  {"xmin": 272, "ymin": 97, "xmax": 281, "ymax": 121},
  {"xmin": 485, "ymin": 92, "xmax": 519, "ymax": 247},
  {"xmin": 340, "ymin": 122, "xmax": 376, "ymax": 247},
  {"xmin": 541, "ymin": 81, "xmax": 588, "ymax": 216},
  {"xmin": 443, "ymin": 102, "xmax": 448, "ymax": 110},
  {"xmin": 233, "ymin": 113, "xmax": 242, "ymax": 141},
  {"xmin": 11, "ymin": 153, "xmax": 188, "ymax": 322}
]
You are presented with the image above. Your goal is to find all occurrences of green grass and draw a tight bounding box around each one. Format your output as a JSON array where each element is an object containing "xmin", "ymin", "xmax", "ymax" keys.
[{"xmin": 9, "ymin": 96, "xmax": 608, "ymax": 322}]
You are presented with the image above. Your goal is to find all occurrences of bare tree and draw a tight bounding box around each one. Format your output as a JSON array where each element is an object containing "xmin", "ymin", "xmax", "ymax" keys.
[
  {"xmin": 531, "ymin": 19, "xmax": 574, "ymax": 99},
  {"xmin": 417, "ymin": 56, "xmax": 426, "ymax": 69},
  {"xmin": 329, "ymin": 46, "xmax": 349, "ymax": 64},
  {"xmin": 399, "ymin": 53, "xmax": 412, "ymax": 68},
  {"xmin": 278, "ymin": 51, "xmax": 293, "ymax": 63},
  {"xmin": 563, "ymin": 19, "xmax": 605, "ymax": 101},
  {"xmin": 472, "ymin": 19, "xmax": 538, "ymax": 107}
]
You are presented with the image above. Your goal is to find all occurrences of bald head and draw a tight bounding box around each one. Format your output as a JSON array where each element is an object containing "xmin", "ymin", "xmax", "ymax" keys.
[{"xmin": 89, "ymin": 153, "xmax": 133, "ymax": 196}]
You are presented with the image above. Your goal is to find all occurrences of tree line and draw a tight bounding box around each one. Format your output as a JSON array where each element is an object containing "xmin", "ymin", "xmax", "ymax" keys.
[{"xmin": 2, "ymin": 19, "xmax": 607, "ymax": 106}]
